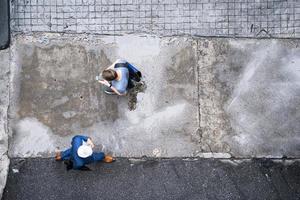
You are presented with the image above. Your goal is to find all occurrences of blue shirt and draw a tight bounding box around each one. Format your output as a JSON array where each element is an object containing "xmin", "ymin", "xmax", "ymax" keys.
[
  {"xmin": 71, "ymin": 135, "xmax": 88, "ymax": 169},
  {"xmin": 112, "ymin": 67, "xmax": 129, "ymax": 94},
  {"xmin": 61, "ymin": 135, "xmax": 105, "ymax": 170}
]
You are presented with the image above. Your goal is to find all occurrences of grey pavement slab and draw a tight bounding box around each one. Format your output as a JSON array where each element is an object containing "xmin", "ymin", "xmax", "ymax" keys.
[
  {"xmin": 8, "ymin": 34, "xmax": 300, "ymax": 158},
  {"xmin": 3, "ymin": 158, "xmax": 300, "ymax": 200},
  {"xmin": 0, "ymin": 0, "xmax": 9, "ymax": 49},
  {"xmin": 197, "ymin": 38, "xmax": 300, "ymax": 157},
  {"xmin": 9, "ymin": 34, "xmax": 200, "ymax": 158},
  {"xmin": 10, "ymin": 0, "xmax": 300, "ymax": 38},
  {"xmin": 0, "ymin": 49, "xmax": 10, "ymax": 200}
]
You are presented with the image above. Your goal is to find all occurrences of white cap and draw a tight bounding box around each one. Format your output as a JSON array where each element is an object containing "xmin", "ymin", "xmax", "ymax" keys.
[{"xmin": 77, "ymin": 142, "xmax": 93, "ymax": 158}]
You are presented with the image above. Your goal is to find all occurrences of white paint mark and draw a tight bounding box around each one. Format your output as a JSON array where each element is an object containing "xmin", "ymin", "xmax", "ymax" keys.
[
  {"xmin": 62, "ymin": 111, "xmax": 77, "ymax": 119},
  {"xmin": 51, "ymin": 96, "xmax": 69, "ymax": 108},
  {"xmin": 197, "ymin": 153, "xmax": 231, "ymax": 158},
  {"xmin": 153, "ymin": 148, "xmax": 161, "ymax": 157}
]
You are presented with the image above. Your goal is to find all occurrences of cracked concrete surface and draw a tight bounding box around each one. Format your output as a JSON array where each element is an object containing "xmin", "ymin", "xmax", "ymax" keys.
[
  {"xmin": 198, "ymin": 39, "xmax": 300, "ymax": 157},
  {"xmin": 8, "ymin": 33, "xmax": 300, "ymax": 158},
  {"xmin": 0, "ymin": 49, "xmax": 10, "ymax": 199},
  {"xmin": 9, "ymin": 34, "xmax": 200, "ymax": 157}
]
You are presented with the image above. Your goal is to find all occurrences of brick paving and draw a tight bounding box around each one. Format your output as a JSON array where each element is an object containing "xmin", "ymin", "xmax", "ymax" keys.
[{"xmin": 10, "ymin": 0, "xmax": 300, "ymax": 38}]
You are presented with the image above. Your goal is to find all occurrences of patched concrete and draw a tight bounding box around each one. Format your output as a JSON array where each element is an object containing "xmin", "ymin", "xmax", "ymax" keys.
[
  {"xmin": 8, "ymin": 33, "xmax": 300, "ymax": 158},
  {"xmin": 0, "ymin": 49, "xmax": 10, "ymax": 199},
  {"xmin": 9, "ymin": 34, "xmax": 200, "ymax": 157},
  {"xmin": 197, "ymin": 39, "xmax": 300, "ymax": 157}
]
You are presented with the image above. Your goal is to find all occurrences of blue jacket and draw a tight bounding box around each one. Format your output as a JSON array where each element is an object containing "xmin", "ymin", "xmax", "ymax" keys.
[
  {"xmin": 61, "ymin": 135, "xmax": 105, "ymax": 169},
  {"xmin": 71, "ymin": 135, "xmax": 89, "ymax": 169}
]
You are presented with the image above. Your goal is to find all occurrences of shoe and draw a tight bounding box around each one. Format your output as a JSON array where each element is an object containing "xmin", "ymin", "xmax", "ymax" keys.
[
  {"xmin": 79, "ymin": 165, "xmax": 91, "ymax": 171},
  {"xmin": 103, "ymin": 155, "xmax": 115, "ymax": 163},
  {"xmin": 104, "ymin": 90, "xmax": 116, "ymax": 95},
  {"xmin": 64, "ymin": 160, "xmax": 73, "ymax": 171},
  {"xmin": 55, "ymin": 151, "xmax": 62, "ymax": 161}
]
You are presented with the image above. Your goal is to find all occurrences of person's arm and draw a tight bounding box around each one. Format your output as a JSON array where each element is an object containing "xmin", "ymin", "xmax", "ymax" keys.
[
  {"xmin": 110, "ymin": 86, "xmax": 125, "ymax": 96},
  {"xmin": 98, "ymin": 80, "xmax": 124, "ymax": 96},
  {"xmin": 86, "ymin": 138, "xmax": 95, "ymax": 149}
]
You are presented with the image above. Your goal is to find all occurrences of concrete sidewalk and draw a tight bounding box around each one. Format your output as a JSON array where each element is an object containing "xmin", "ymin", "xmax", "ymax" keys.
[
  {"xmin": 3, "ymin": 158, "xmax": 300, "ymax": 200},
  {"xmin": 8, "ymin": 34, "xmax": 300, "ymax": 158}
]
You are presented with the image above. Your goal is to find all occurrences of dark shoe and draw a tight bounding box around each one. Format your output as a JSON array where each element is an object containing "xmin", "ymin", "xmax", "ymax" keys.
[
  {"xmin": 79, "ymin": 165, "xmax": 91, "ymax": 171},
  {"xmin": 104, "ymin": 90, "xmax": 117, "ymax": 95},
  {"xmin": 64, "ymin": 160, "xmax": 73, "ymax": 171}
]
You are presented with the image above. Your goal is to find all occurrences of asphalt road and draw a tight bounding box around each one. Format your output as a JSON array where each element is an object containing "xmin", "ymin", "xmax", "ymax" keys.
[{"xmin": 3, "ymin": 158, "xmax": 300, "ymax": 200}]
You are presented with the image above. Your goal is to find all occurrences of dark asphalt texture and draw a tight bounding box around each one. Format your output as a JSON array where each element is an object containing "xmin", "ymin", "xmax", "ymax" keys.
[
  {"xmin": 0, "ymin": 0, "xmax": 9, "ymax": 49},
  {"xmin": 3, "ymin": 158, "xmax": 300, "ymax": 200}
]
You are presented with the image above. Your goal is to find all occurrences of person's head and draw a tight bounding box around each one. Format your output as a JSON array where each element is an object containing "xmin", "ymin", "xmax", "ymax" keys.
[
  {"xmin": 102, "ymin": 69, "xmax": 117, "ymax": 81},
  {"xmin": 77, "ymin": 143, "xmax": 93, "ymax": 158}
]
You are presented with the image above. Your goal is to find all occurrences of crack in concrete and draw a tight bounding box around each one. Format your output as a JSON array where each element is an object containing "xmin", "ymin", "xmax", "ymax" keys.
[{"xmin": 195, "ymin": 39, "xmax": 203, "ymax": 147}]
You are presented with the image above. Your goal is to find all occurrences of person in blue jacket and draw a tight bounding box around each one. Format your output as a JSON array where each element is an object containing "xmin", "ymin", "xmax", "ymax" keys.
[
  {"xmin": 55, "ymin": 135, "xmax": 114, "ymax": 170},
  {"xmin": 98, "ymin": 59, "xmax": 142, "ymax": 95}
]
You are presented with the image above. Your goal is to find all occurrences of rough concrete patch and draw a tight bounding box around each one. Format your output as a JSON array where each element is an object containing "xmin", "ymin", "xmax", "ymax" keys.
[
  {"xmin": 8, "ymin": 33, "xmax": 300, "ymax": 158},
  {"xmin": 0, "ymin": 155, "xmax": 9, "ymax": 199},
  {"xmin": 0, "ymin": 49, "xmax": 10, "ymax": 199},
  {"xmin": 197, "ymin": 38, "xmax": 300, "ymax": 157},
  {"xmin": 197, "ymin": 38, "xmax": 234, "ymax": 153},
  {"xmin": 224, "ymin": 40, "xmax": 300, "ymax": 157},
  {"xmin": 168, "ymin": 46, "xmax": 197, "ymax": 84}
]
